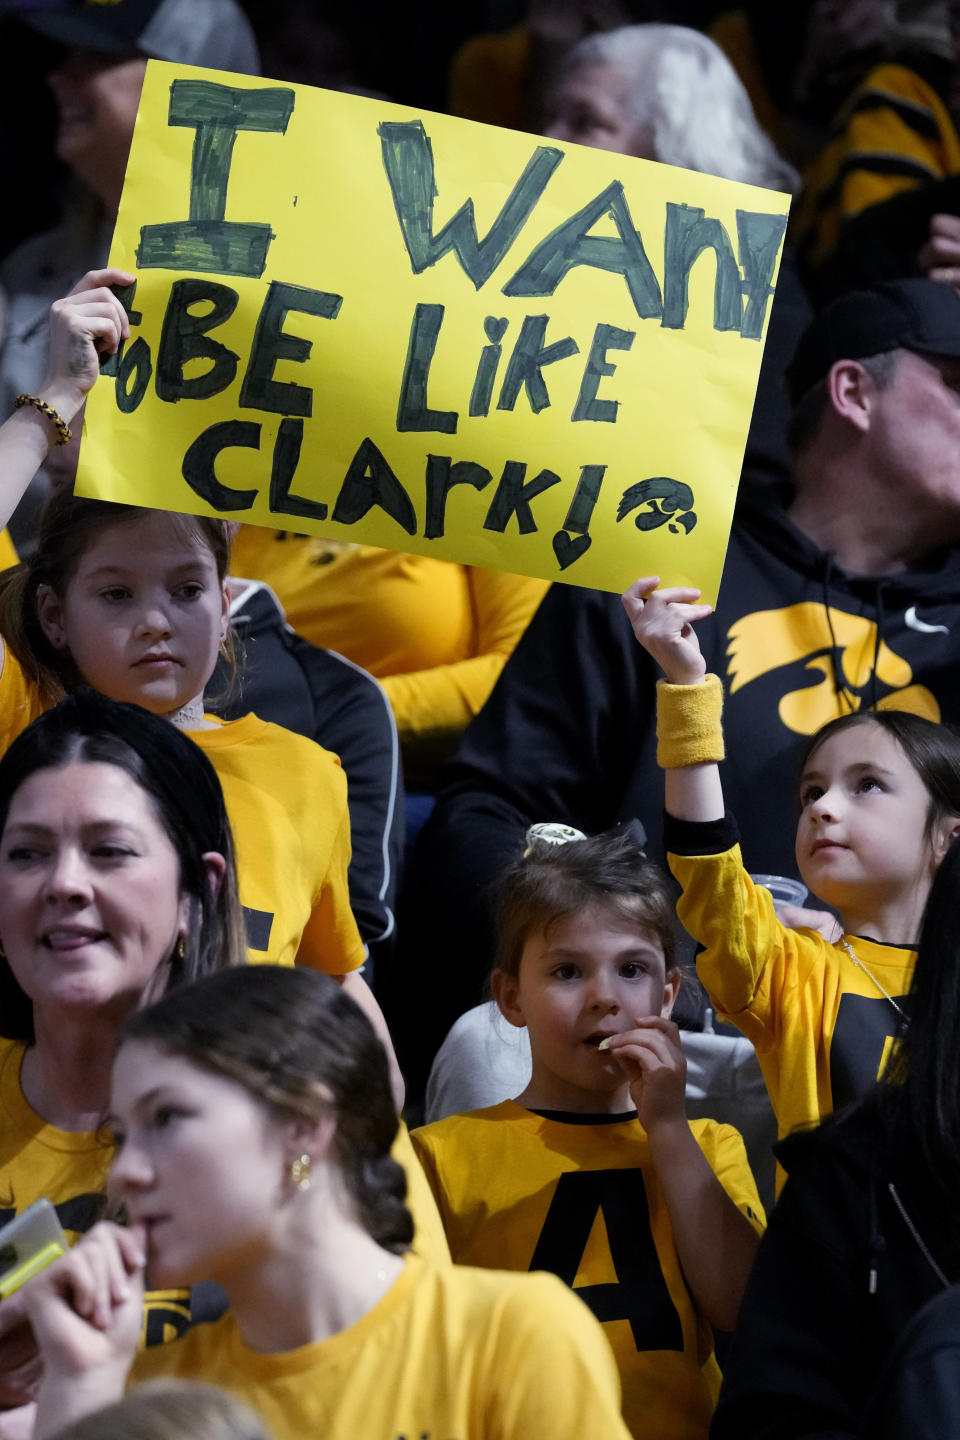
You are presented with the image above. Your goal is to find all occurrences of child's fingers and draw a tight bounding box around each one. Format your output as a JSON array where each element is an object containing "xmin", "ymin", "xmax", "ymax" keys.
[
  {"xmin": 651, "ymin": 605, "xmax": 713, "ymax": 636},
  {"xmin": 625, "ymin": 602, "xmax": 711, "ymax": 636},
  {"xmin": 600, "ymin": 1028, "xmax": 680, "ymax": 1068},
  {"xmin": 599, "ymin": 1020, "xmax": 685, "ymax": 1077},
  {"xmin": 625, "ymin": 583, "xmax": 705, "ymax": 612},
  {"xmin": 605, "ymin": 1043, "xmax": 687, "ymax": 1114},
  {"xmin": 621, "ymin": 579, "xmax": 658, "ymax": 626},
  {"xmin": 602, "ymin": 1041, "xmax": 654, "ymax": 1072},
  {"xmin": 646, "ymin": 586, "xmax": 704, "ymax": 606},
  {"xmin": 622, "ymin": 583, "xmax": 711, "ymax": 632},
  {"xmin": 629, "ymin": 1015, "xmax": 680, "ymax": 1036},
  {"xmin": 621, "ymin": 579, "xmax": 711, "ymax": 683},
  {"xmin": 622, "ymin": 576, "xmax": 660, "ymax": 603},
  {"xmin": 672, "ymin": 604, "xmax": 714, "ymax": 627}
]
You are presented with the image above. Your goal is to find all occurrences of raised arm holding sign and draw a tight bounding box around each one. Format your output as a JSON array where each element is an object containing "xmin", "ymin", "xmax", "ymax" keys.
[{"xmin": 394, "ymin": 278, "xmax": 960, "ymax": 1081}]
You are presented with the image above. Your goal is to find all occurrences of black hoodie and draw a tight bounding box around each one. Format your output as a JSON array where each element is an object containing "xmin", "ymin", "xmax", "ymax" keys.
[{"xmin": 712, "ymin": 1094, "xmax": 960, "ymax": 1439}]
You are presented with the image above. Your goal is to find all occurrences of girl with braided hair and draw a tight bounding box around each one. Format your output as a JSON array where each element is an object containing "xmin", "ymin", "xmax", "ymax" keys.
[{"xmin": 1, "ymin": 965, "xmax": 633, "ymax": 1440}]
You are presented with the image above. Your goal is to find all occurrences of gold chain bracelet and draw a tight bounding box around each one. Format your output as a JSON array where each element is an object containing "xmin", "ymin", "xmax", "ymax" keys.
[{"xmin": 14, "ymin": 394, "xmax": 72, "ymax": 445}]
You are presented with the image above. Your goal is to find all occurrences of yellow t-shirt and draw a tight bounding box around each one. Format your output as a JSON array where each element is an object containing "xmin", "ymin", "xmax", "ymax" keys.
[
  {"xmin": 673, "ymin": 844, "xmax": 913, "ymax": 1173},
  {"xmin": 0, "ymin": 648, "xmax": 364, "ymax": 976},
  {"xmin": 0, "ymin": 1038, "xmax": 443, "ymax": 1286},
  {"xmin": 0, "ymin": 1038, "xmax": 203, "ymax": 1346},
  {"xmin": 391, "ymin": 1121, "xmax": 450, "ymax": 1266},
  {"xmin": 0, "ymin": 1038, "xmax": 111, "ymax": 1243},
  {"xmin": 228, "ymin": 529, "xmax": 548, "ymax": 752},
  {"xmin": 411, "ymin": 1102, "xmax": 764, "ymax": 1440},
  {"xmin": 0, "ymin": 530, "xmax": 18, "ymax": 573},
  {"xmin": 188, "ymin": 714, "xmax": 364, "ymax": 974},
  {"xmin": 132, "ymin": 1252, "xmax": 632, "ymax": 1439},
  {"xmin": 0, "ymin": 642, "xmax": 44, "ymax": 743}
]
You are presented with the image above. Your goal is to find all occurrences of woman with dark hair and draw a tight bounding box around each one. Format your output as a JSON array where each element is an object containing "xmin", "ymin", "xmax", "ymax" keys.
[
  {"xmin": 0, "ymin": 688, "xmax": 244, "ymax": 1419},
  {"xmin": 4, "ymin": 966, "xmax": 632, "ymax": 1440},
  {"xmin": 0, "ymin": 687, "xmax": 245, "ymax": 1043},
  {"xmin": 710, "ymin": 830, "xmax": 960, "ymax": 1438}
]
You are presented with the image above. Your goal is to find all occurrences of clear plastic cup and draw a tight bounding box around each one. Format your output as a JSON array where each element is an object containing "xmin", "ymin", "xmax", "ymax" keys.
[{"xmin": 750, "ymin": 874, "xmax": 808, "ymax": 916}]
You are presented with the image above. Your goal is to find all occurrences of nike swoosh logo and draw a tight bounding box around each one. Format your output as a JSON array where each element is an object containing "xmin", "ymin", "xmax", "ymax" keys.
[{"xmin": 904, "ymin": 606, "xmax": 949, "ymax": 635}]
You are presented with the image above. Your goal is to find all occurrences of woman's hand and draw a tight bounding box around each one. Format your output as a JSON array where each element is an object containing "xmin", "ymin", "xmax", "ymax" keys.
[
  {"xmin": 0, "ymin": 1305, "xmax": 42, "ymax": 1413},
  {"xmin": 3, "ymin": 1223, "xmax": 146, "ymax": 1440},
  {"xmin": 38, "ymin": 268, "xmax": 134, "ymax": 425},
  {"xmin": 5, "ymin": 1223, "xmax": 145, "ymax": 1382},
  {"xmin": 621, "ymin": 577, "xmax": 712, "ymax": 685},
  {"xmin": 601, "ymin": 1016, "xmax": 687, "ymax": 1134}
]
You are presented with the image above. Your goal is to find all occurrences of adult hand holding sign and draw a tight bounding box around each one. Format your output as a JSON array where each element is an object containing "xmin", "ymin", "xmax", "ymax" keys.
[{"xmin": 1, "ymin": 271, "xmax": 132, "ymax": 534}]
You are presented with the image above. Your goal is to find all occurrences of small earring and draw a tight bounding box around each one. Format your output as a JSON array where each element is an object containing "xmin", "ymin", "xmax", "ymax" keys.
[
  {"xmin": 290, "ymin": 1154, "xmax": 311, "ymax": 1191},
  {"xmin": 175, "ymin": 936, "xmax": 185, "ymax": 963}
]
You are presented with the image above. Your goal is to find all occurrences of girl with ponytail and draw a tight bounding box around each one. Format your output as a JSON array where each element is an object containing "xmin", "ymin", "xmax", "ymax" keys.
[{"xmin": 4, "ymin": 966, "xmax": 632, "ymax": 1440}]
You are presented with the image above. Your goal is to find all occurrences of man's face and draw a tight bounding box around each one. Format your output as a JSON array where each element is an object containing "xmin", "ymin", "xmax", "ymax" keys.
[
  {"xmin": 542, "ymin": 63, "xmax": 653, "ymax": 157},
  {"xmin": 866, "ymin": 351, "xmax": 960, "ymax": 528},
  {"xmin": 47, "ymin": 49, "xmax": 147, "ymax": 208}
]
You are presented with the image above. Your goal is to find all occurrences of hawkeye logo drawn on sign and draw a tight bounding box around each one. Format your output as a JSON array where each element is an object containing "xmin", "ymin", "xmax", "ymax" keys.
[{"xmin": 79, "ymin": 62, "xmax": 791, "ymax": 603}]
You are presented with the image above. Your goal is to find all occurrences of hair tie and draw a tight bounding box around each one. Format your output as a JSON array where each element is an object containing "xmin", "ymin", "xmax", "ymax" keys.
[{"xmin": 523, "ymin": 822, "xmax": 587, "ymax": 857}]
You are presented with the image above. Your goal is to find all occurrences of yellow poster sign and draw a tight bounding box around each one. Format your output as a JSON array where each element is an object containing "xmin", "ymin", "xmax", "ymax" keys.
[{"xmin": 77, "ymin": 60, "xmax": 790, "ymax": 601}]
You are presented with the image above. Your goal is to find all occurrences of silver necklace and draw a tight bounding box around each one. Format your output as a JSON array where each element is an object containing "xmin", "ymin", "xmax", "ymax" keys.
[{"xmin": 839, "ymin": 936, "xmax": 908, "ymax": 1021}]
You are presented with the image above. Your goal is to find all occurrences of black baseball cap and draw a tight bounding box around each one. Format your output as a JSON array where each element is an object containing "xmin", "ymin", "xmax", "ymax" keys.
[
  {"xmin": 787, "ymin": 278, "xmax": 960, "ymax": 404},
  {"xmin": 14, "ymin": 0, "xmax": 260, "ymax": 73}
]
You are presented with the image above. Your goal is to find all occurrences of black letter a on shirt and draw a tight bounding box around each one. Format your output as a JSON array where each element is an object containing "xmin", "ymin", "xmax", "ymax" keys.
[{"xmin": 529, "ymin": 1169, "xmax": 683, "ymax": 1352}]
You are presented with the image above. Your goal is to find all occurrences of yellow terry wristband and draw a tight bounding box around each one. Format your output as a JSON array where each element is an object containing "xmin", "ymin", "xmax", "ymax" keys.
[{"xmin": 656, "ymin": 674, "xmax": 725, "ymax": 768}]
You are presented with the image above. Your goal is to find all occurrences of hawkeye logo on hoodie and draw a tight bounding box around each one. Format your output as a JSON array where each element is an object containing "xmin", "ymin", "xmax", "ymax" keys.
[{"xmin": 726, "ymin": 604, "xmax": 939, "ymax": 734}]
